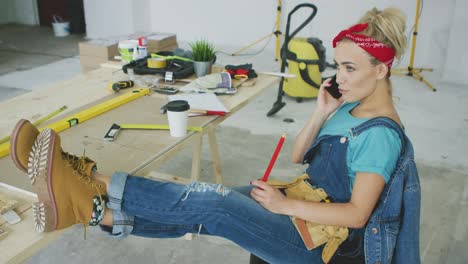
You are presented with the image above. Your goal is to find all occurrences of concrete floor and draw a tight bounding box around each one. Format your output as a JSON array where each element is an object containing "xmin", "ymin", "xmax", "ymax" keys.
[
  {"xmin": 0, "ymin": 24, "xmax": 83, "ymax": 101},
  {"xmin": 0, "ymin": 24, "xmax": 467, "ymax": 263}
]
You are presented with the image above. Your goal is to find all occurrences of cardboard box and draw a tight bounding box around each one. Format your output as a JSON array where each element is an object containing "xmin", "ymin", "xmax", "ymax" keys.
[
  {"xmin": 79, "ymin": 32, "xmax": 177, "ymax": 58},
  {"xmin": 79, "ymin": 34, "xmax": 178, "ymax": 73},
  {"xmin": 122, "ymin": 32, "xmax": 176, "ymax": 46},
  {"xmin": 148, "ymin": 43, "xmax": 179, "ymax": 54},
  {"xmin": 146, "ymin": 33, "xmax": 177, "ymax": 50},
  {"xmin": 79, "ymin": 40, "xmax": 119, "ymax": 59}
]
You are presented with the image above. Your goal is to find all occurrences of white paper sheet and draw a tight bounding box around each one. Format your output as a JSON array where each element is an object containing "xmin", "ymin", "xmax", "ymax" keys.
[{"xmin": 168, "ymin": 93, "xmax": 229, "ymax": 113}]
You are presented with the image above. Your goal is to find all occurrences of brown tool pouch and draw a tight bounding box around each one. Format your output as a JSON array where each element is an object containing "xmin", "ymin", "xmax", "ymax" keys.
[{"xmin": 267, "ymin": 174, "xmax": 349, "ymax": 263}]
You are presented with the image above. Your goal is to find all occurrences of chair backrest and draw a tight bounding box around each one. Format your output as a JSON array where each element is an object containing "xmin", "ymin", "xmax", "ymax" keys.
[
  {"xmin": 249, "ymin": 254, "xmax": 269, "ymax": 264},
  {"xmin": 363, "ymin": 129, "xmax": 421, "ymax": 264}
]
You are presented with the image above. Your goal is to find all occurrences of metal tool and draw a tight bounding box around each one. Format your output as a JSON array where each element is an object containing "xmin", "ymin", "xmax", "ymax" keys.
[
  {"xmin": 165, "ymin": 72, "xmax": 175, "ymax": 84},
  {"xmin": 108, "ymin": 80, "xmax": 135, "ymax": 92},
  {"xmin": 104, "ymin": 123, "xmax": 203, "ymax": 141},
  {"xmin": 153, "ymin": 86, "xmax": 179, "ymax": 95}
]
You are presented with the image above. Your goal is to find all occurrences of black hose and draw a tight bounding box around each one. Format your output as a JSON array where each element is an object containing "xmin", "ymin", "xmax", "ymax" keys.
[{"xmin": 267, "ymin": 3, "xmax": 318, "ymax": 117}]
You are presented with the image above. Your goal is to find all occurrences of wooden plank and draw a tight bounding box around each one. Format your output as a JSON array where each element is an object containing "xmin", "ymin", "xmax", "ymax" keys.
[
  {"xmin": 0, "ymin": 183, "xmax": 35, "ymax": 226},
  {"xmin": 220, "ymin": 73, "xmax": 279, "ymax": 112},
  {"xmin": 0, "ymin": 68, "xmax": 121, "ymax": 139},
  {"xmin": 0, "ymin": 184, "xmax": 62, "ymax": 264},
  {"xmin": 208, "ymin": 127, "xmax": 223, "ymax": 184},
  {"xmin": 144, "ymin": 171, "xmax": 191, "ymax": 184},
  {"xmin": 190, "ymin": 133, "xmax": 203, "ymax": 182}
]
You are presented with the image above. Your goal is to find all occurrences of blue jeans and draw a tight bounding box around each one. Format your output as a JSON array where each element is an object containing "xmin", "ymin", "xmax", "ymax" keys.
[{"xmin": 103, "ymin": 172, "xmax": 323, "ymax": 264}]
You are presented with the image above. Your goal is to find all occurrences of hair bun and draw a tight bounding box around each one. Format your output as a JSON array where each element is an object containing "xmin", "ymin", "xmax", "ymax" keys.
[{"xmin": 358, "ymin": 7, "xmax": 407, "ymax": 60}]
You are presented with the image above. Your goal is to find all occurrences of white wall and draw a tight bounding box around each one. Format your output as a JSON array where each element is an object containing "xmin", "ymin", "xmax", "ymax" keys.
[
  {"xmin": 132, "ymin": 0, "xmax": 151, "ymax": 33},
  {"xmin": 148, "ymin": 0, "xmax": 277, "ymax": 48},
  {"xmin": 84, "ymin": 0, "xmax": 467, "ymax": 85},
  {"xmin": 0, "ymin": 0, "xmax": 38, "ymax": 25},
  {"xmin": 0, "ymin": 0, "xmax": 15, "ymax": 24},
  {"xmin": 83, "ymin": 0, "xmax": 134, "ymax": 38},
  {"xmin": 83, "ymin": 0, "xmax": 151, "ymax": 37},
  {"xmin": 441, "ymin": 0, "xmax": 467, "ymax": 85},
  {"xmin": 14, "ymin": 0, "xmax": 39, "ymax": 25}
]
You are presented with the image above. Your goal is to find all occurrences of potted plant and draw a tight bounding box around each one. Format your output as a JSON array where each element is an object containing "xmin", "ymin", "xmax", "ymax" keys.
[{"xmin": 189, "ymin": 40, "xmax": 216, "ymax": 77}]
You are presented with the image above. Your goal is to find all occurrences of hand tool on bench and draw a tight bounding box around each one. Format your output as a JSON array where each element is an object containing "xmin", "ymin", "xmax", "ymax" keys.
[
  {"xmin": 104, "ymin": 123, "xmax": 203, "ymax": 141},
  {"xmin": 108, "ymin": 80, "xmax": 135, "ymax": 92}
]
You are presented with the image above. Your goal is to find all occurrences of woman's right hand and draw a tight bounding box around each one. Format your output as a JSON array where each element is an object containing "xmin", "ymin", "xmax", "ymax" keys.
[
  {"xmin": 291, "ymin": 78, "xmax": 344, "ymax": 163},
  {"xmin": 315, "ymin": 78, "xmax": 343, "ymax": 118}
]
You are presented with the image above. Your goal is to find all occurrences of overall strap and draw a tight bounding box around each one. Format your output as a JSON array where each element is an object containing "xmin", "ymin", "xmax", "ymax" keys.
[{"xmin": 349, "ymin": 117, "xmax": 406, "ymax": 155}]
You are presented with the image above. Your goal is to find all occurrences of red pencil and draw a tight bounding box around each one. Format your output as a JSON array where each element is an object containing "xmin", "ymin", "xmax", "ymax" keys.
[
  {"xmin": 189, "ymin": 109, "xmax": 226, "ymax": 116},
  {"xmin": 262, "ymin": 133, "xmax": 286, "ymax": 182}
]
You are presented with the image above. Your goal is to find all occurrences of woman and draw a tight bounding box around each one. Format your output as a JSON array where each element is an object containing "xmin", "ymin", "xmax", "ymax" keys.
[{"xmin": 10, "ymin": 7, "xmax": 419, "ymax": 264}]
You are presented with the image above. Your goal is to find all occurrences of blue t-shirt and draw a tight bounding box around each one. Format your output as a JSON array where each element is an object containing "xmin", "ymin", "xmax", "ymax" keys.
[{"xmin": 317, "ymin": 102, "xmax": 402, "ymax": 191}]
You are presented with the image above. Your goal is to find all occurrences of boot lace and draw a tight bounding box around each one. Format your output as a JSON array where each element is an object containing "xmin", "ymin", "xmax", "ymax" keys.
[{"xmin": 63, "ymin": 150, "xmax": 104, "ymax": 239}]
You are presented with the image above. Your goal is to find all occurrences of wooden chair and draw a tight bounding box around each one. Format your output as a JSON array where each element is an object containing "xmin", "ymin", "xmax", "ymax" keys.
[{"xmin": 250, "ymin": 254, "xmax": 269, "ymax": 264}]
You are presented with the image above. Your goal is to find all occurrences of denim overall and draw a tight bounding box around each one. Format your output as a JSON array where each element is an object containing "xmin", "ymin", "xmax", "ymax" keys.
[
  {"xmin": 104, "ymin": 174, "xmax": 325, "ymax": 263},
  {"xmin": 303, "ymin": 117, "xmax": 421, "ymax": 263},
  {"xmin": 302, "ymin": 121, "xmax": 366, "ymax": 262},
  {"xmin": 104, "ymin": 117, "xmax": 419, "ymax": 264}
]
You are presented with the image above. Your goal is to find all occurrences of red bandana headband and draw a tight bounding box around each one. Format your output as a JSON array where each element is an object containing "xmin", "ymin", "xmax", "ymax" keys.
[{"xmin": 332, "ymin": 23, "xmax": 395, "ymax": 70}]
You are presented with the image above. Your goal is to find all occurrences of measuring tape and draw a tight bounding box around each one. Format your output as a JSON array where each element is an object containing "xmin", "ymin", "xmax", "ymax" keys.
[
  {"xmin": 147, "ymin": 58, "xmax": 167, "ymax": 69},
  {"xmin": 120, "ymin": 124, "xmax": 202, "ymax": 131},
  {"xmin": 104, "ymin": 123, "xmax": 203, "ymax": 141}
]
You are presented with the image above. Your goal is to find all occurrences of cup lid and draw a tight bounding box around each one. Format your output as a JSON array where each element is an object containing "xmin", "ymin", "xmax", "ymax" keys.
[{"xmin": 166, "ymin": 100, "xmax": 190, "ymax": 112}]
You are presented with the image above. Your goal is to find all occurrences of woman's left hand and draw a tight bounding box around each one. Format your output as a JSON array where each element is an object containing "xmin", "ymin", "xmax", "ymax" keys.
[{"xmin": 250, "ymin": 180, "xmax": 289, "ymax": 215}]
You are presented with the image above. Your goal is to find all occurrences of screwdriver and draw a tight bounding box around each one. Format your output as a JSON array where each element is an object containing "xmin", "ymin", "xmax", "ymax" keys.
[{"xmin": 108, "ymin": 80, "xmax": 135, "ymax": 92}]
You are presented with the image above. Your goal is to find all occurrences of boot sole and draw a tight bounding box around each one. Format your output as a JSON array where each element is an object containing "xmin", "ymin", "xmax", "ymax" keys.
[
  {"xmin": 28, "ymin": 128, "xmax": 58, "ymax": 232},
  {"xmin": 10, "ymin": 119, "xmax": 30, "ymax": 173}
]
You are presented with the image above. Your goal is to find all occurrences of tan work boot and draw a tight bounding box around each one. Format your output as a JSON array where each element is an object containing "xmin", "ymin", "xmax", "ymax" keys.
[
  {"xmin": 10, "ymin": 119, "xmax": 97, "ymax": 176},
  {"xmin": 28, "ymin": 128, "xmax": 107, "ymax": 232},
  {"xmin": 10, "ymin": 119, "xmax": 39, "ymax": 173}
]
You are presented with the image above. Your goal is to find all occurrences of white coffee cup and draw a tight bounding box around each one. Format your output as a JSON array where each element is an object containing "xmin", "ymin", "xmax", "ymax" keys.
[{"xmin": 166, "ymin": 100, "xmax": 190, "ymax": 137}]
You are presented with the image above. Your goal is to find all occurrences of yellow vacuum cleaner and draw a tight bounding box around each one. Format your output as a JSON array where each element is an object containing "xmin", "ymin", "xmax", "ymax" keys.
[
  {"xmin": 267, "ymin": 3, "xmax": 331, "ymax": 116},
  {"xmin": 282, "ymin": 37, "xmax": 326, "ymax": 101}
]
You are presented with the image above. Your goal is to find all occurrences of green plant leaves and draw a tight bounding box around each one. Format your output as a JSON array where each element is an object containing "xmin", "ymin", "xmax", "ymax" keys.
[{"xmin": 189, "ymin": 40, "xmax": 216, "ymax": 62}]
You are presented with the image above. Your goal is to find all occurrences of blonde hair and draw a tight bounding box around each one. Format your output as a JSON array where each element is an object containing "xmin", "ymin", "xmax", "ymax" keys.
[{"xmin": 357, "ymin": 7, "xmax": 407, "ymax": 65}]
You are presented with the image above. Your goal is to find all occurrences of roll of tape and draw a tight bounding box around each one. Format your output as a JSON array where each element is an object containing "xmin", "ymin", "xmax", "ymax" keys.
[{"xmin": 147, "ymin": 57, "xmax": 167, "ymax": 69}]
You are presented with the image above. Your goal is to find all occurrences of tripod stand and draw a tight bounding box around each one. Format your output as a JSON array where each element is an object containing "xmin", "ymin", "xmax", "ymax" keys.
[
  {"xmin": 392, "ymin": 0, "xmax": 436, "ymax": 91},
  {"xmin": 231, "ymin": 0, "xmax": 282, "ymax": 61}
]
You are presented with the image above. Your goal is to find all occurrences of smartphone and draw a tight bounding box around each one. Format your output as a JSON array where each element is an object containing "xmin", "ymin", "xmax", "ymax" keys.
[{"xmin": 325, "ymin": 75, "xmax": 341, "ymax": 99}]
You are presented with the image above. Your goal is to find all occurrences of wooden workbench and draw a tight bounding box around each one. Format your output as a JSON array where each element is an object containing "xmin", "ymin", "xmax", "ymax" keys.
[{"xmin": 0, "ymin": 66, "xmax": 279, "ymax": 262}]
